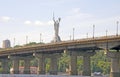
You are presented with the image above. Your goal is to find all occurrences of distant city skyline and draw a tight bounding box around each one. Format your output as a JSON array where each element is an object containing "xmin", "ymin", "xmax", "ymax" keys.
[{"xmin": 0, "ymin": 0, "xmax": 120, "ymax": 47}]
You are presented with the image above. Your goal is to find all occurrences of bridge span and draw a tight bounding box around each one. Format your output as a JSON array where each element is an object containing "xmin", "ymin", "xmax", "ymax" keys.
[{"xmin": 0, "ymin": 35, "xmax": 120, "ymax": 77}]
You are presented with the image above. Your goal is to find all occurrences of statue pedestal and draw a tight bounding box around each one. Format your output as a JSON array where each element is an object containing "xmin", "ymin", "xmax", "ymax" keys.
[{"xmin": 51, "ymin": 35, "xmax": 61, "ymax": 43}]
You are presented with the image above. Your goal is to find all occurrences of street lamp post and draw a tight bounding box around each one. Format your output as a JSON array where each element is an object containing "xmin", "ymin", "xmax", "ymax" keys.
[
  {"xmin": 40, "ymin": 33, "xmax": 42, "ymax": 43},
  {"xmin": 106, "ymin": 30, "xmax": 108, "ymax": 37},
  {"xmin": 93, "ymin": 25, "xmax": 95, "ymax": 39},
  {"xmin": 26, "ymin": 35, "xmax": 28, "ymax": 44},
  {"xmin": 73, "ymin": 28, "xmax": 75, "ymax": 40},
  {"xmin": 13, "ymin": 38, "xmax": 15, "ymax": 47},
  {"xmin": 86, "ymin": 33, "xmax": 88, "ymax": 38},
  {"xmin": 116, "ymin": 21, "xmax": 119, "ymax": 36}
]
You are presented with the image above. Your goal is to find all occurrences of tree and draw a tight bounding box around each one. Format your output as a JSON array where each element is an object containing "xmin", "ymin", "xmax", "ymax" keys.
[
  {"xmin": 91, "ymin": 51, "xmax": 110, "ymax": 75},
  {"xmin": 58, "ymin": 53, "xmax": 70, "ymax": 72}
]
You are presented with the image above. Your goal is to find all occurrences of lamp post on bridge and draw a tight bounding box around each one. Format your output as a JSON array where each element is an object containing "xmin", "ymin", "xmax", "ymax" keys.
[
  {"xmin": 73, "ymin": 28, "xmax": 75, "ymax": 40},
  {"xmin": 116, "ymin": 21, "xmax": 119, "ymax": 36},
  {"xmin": 106, "ymin": 30, "xmax": 108, "ymax": 37},
  {"xmin": 26, "ymin": 35, "xmax": 28, "ymax": 44},
  {"xmin": 93, "ymin": 25, "xmax": 95, "ymax": 39},
  {"xmin": 13, "ymin": 38, "xmax": 15, "ymax": 47},
  {"xmin": 86, "ymin": 33, "xmax": 88, "ymax": 38},
  {"xmin": 40, "ymin": 33, "xmax": 42, "ymax": 43}
]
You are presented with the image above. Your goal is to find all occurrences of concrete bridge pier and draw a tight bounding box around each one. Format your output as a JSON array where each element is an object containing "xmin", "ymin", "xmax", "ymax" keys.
[
  {"xmin": 82, "ymin": 55, "xmax": 91, "ymax": 76},
  {"xmin": 78, "ymin": 51, "xmax": 95, "ymax": 76},
  {"xmin": 12, "ymin": 58, "xmax": 19, "ymax": 74},
  {"xmin": 68, "ymin": 51, "xmax": 95, "ymax": 76},
  {"xmin": 23, "ymin": 58, "xmax": 31, "ymax": 74},
  {"xmin": 69, "ymin": 51, "xmax": 77, "ymax": 75},
  {"xmin": 49, "ymin": 53, "xmax": 60, "ymax": 75},
  {"xmin": 34, "ymin": 53, "xmax": 46, "ymax": 74},
  {"xmin": 107, "ymin": 51, "xmax": 120, "ymax": 77},
  {"xmin": 8, "ymin": 56, "xmax": 21, "ymax": 74},
  {"xmin": 1, "ymin": 59, "xmax": 9, "ymax": 74}
]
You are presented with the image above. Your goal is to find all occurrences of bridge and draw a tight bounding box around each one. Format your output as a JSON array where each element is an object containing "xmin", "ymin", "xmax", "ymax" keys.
[{"xmin": 0, "ymin": 35, "xmax": 120, "ymax": 77}]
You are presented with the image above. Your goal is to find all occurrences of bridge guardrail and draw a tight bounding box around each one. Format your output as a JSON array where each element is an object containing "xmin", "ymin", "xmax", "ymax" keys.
[{"xmin": 0, "ymin": 35, "xmax": 120, "ymax": 53}]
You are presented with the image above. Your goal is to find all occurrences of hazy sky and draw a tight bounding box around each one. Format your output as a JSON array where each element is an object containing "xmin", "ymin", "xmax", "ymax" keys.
[{"xmin": 0, "ymin": 0, "xmax": 120, "ymax": 47}]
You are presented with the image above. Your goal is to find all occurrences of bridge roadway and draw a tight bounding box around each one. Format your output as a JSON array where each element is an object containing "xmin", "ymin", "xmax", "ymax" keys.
[{"xmin": 0, "ymin": 35, "xmax": 120, "ymax": 77}]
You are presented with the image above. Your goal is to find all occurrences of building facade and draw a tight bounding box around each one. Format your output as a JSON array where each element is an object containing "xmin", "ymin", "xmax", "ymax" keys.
[{"xmin": 2, "ymin": 39, "xmax": 11, "ymax": 48}]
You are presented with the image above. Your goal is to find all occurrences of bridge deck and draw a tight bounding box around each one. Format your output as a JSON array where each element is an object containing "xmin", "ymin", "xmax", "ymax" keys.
[{"xmin": 0, "ymin": 35, "xmax": 120, "ymax": 57}]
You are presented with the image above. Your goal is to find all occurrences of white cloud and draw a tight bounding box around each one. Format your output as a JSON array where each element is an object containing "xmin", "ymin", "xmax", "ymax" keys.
[
  {"xmin": 24, "ymin": 20, "xmax": 53, "ymax": 26},
  {"xmin": 34, "ymin": 20, "xmax": 44, "ymax": 25},
  {"xmin": 34, "ymin": 20, "xmax": 53, "ymax": 26},
  {"xmin": 2, "ymin": 16, "xmax": 10, "ymax": 20},
  {"xmin": 71, "ymin": 8, "xmax": 81, "ymax": 14},
  {"xmin": 0, "ymin": 16, "xmax": 12, "ymax": 22},
  {"xmin": 24, "ymin": 20, "xmax": 32, "ymax": 25}
]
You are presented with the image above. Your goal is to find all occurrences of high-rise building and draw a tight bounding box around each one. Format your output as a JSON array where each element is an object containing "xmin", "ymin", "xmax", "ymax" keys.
[{"xmin": 2, "ymin": 39, "xmax": 11, "ymax": 48}]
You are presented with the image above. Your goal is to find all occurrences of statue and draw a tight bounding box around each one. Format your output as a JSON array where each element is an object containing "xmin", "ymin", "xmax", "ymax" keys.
[
  {"xmin": 53, "ymin": 16, "xmax": 61, "ymax": 37},
  {"xmin": 52, "ymin": 14, "xmax": 61, "ymax": 42}
]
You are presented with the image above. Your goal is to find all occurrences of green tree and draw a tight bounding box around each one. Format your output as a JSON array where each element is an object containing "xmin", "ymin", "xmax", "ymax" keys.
[
  {"xmin": 58, "ymin": 53, "xmax": 70, "ymax": 72},
  {"xmin": 91, "ymin": 51, "xmax": 110, "ymax": 74}
]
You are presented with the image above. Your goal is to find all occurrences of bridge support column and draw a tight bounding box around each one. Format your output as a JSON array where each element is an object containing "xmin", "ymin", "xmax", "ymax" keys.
[
  {"xmin": 82, "ymin": 55, "xmax": 91, "ymax": 76},
  {"xmin": 1, "ymin": 59, "xmax": 9, "ymax": 74},
  {"xmin": 78, "ymin": 52, "xmax": 95, "ymax": 76},
  {"xmin": 69, "ymin": 51, "xmax": 77, "ymax": 75},
  {"xmin": 34, "ymin": 53, "xmax": 46, "ymax": 74},
  {"xmin": 12, "ymin": 58, "xmax": 19, "ymax": 74},
  {"xmin": 24, "ymin": 58, "xmax": 31, "ymax": 74},
  {"xmin": 107, "ymin": 52, "xmax": 120, "ymax": 77},
  {"xmin": 49, "ymin": 53, "xmax": 60, "ymax": 75}
]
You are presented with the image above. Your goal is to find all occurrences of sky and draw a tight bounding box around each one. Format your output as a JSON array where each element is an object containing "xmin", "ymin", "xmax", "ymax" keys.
[{"xmin": 0, "ymin": 0, "xmax": 120, "ymax": 47}]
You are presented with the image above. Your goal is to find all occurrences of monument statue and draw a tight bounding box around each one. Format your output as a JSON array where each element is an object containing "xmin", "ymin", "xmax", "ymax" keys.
[
  {"xmin": 52, "ymin": 14, "xmax": 61, "ymax": 42},
  {"xmin": 53, "ymin": 16, "xmax": 61, "ymax": 37}
]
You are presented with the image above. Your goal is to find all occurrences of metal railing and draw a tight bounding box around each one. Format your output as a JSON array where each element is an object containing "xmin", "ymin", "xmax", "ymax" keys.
[{"xmin": 0, "ymin": 35, "xmax": 120, "ymax": 53}]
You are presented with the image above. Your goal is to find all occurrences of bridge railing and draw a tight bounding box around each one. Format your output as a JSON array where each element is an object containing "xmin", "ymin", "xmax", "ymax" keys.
[{"xmin": 0, "ymin": 35, "xmax": 120, "ymax": 52}]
